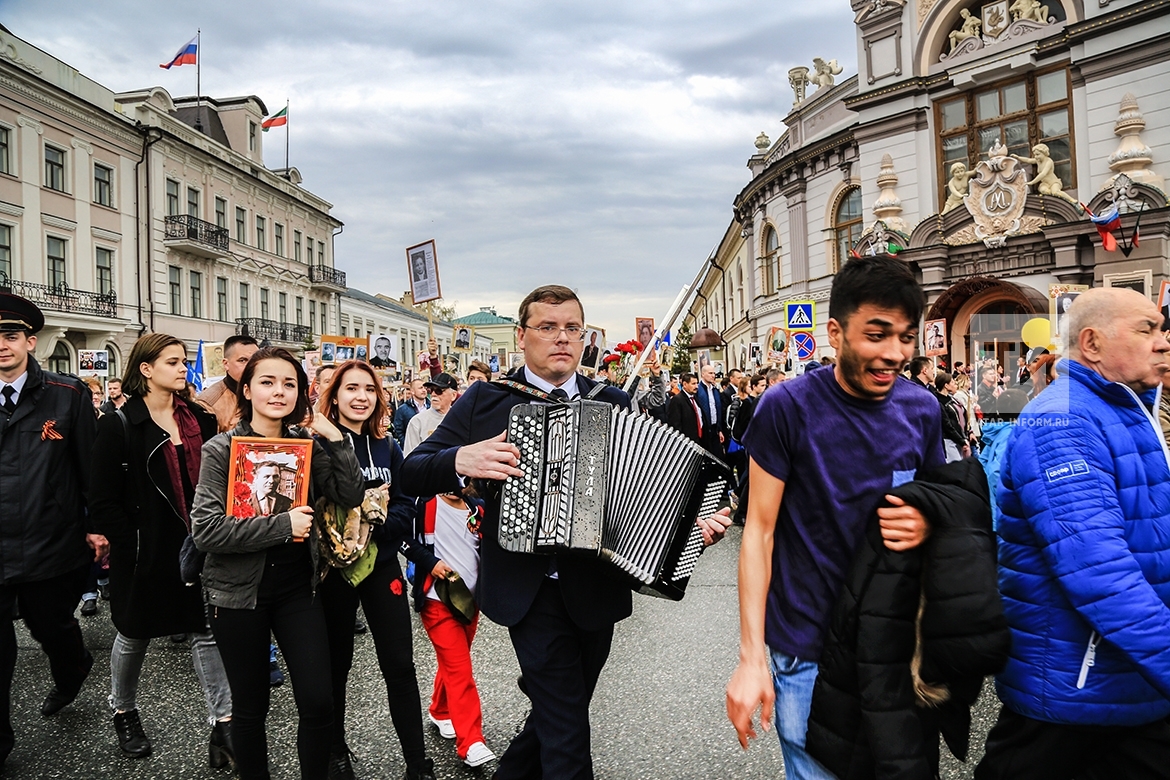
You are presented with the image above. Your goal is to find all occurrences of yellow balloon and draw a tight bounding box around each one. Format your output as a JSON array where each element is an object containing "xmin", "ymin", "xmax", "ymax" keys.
[{"xmin": 1021, "ymin": 318, "xmax": 1051, "ymax": 348}]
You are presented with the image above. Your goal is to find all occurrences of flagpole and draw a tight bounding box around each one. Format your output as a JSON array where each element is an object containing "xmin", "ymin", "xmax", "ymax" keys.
[
  {"xmin": 285, "ymin": 99, "xmax": 290, "ymax": 171},
  {"xmin": 194, "ymin": 29, "xmax": 202, "ymax": 132}
]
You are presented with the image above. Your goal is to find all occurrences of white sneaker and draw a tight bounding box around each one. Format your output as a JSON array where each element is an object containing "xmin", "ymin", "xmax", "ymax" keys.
[
  {"xmin": 428, "ymin": 713, "xmax": 455, "ymax": 739},
  {"xmin": 464, "ymin": 741, "xmax": 496, "ymax": 768}
]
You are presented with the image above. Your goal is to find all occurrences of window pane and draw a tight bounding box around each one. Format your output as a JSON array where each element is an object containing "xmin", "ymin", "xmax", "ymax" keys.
[
  {"xmin": 940, "ymin": 99, "xmax": 966, "ymax": 131},
  {"xmin": 0, "ymin": 127, "xmax": 9, "ymax": 175},
  {"xmin": 1055, "ymin": 159, "xmax": 1072, "ymax": 187},
  {"xmin": 1037, "ymin": 71, "xmax": 1066, "ymax": 105},
  {"xmin": 978, "ymin": 126, "xmax": 1003, "ymax": 156},
  {"xmin": 1002, "ymin": 82, "xmax": 1026, "ymax": 115},
  {"xmin": 976, "ymin": 90, "xmax": 999, "ymax": 121},
  {"xmin": 837, "ymin": 188, "xmax": 862, "ymax": 222},
  {"xmin": 96, "ymin": 247, "xmax": 113, "ymax": 295},
  {"xmin": 942, "ymin": 134, "xmax": 968, "ymax": 163},
  {"xmin": 765, "ymin": 228, "xmax": 779, "ymax": 254},
  {"xmin": 1039, "ymin": 110, "xmax": 1069, "ymax": 139},
  {"xmin": 0, "ymin": 224, "xmax": 10, "ymax": 278},
  {"xmin": 1004, "ymin": 120, "xmax": 1029, "ymax": 157}
]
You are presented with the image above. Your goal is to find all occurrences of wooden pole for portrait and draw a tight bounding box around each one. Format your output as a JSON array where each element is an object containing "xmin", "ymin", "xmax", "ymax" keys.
[{"xmin": 426, "ymin": 301, "xmax": 434, "ymax": 340}]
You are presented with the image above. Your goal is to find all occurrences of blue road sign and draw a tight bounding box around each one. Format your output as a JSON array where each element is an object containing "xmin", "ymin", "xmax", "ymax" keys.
[
  {"xmin": 786, "ymin": 301, "xmax": 815, "ymax": 330},
  {"xmin": 793, "ymin": 331, "xmax": 817, "ymax": 361}
]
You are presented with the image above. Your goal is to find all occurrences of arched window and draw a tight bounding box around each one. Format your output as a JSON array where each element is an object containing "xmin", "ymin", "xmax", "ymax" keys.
[
  {"xmin": 105, "ymin": 344, "xmax": 119, "ymax": 382},
  {"xmin": 762, "ymin": 227, "xmax": 779, "ymax": 295},
  {"xmin": 736, "ymin": 262, "xmax": 744, "ymax": 313},
  {"xmin": 48, "ymin": 341, "xmax": 71, "ymax": 374},
  {"xmin": 834, "ymin": 188, "xmax": 864, "ymax": 272}
]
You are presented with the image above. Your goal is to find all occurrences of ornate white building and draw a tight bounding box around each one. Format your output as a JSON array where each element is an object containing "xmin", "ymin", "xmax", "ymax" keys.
[
  {"xmin": 685, "ymin": 0, "xmax": 1168, "ymax": 371},
  {"xmin": 0, "ymin": 25, "xmax": 346, "ymax": 376}
]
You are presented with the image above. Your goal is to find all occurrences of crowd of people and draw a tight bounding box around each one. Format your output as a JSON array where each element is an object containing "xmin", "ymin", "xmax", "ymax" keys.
[
  {"xmin": 4, "ymin": 256, "xmax": 1170, "ymax": 780},
  {"xmin": 0, "ymin": 284, "xmax": 729, "ymax": 780}
]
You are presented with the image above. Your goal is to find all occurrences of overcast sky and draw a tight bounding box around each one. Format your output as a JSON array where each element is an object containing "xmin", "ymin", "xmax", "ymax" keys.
[{"xmin": 8, "ymin": 1, "xmax": 856, "ymax": 338}]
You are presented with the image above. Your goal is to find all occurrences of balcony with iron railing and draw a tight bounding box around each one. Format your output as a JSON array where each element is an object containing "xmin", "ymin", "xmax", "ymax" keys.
[
  {"xmin": 308, "ymin": 264, "xmax": 347, "ymax": 290},
  {"xmin": 164, "ymin": 214, "xmax": 229, "ymax": 259},
  {"xmin": 0, "ymin": 272, "xmax": 118, "ymax": 319},
  {"xmin": 236, "ymin": 318, "xmax": 312, "ymax": 345}
]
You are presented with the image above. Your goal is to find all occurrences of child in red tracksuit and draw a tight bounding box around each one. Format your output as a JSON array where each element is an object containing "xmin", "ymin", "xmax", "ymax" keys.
[{"xmin": 409, "ymin": 492, "xmax": 495, "ymax": 768}]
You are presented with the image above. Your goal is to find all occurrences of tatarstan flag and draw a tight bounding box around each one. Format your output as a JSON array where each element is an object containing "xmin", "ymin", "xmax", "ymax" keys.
[{"xmin": 262, "ymin": 107, "xmax": 288, "ymax": 131}]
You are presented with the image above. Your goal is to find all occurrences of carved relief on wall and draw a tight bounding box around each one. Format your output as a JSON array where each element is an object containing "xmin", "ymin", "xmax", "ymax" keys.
[
  {"xmin": 962, "ymin": 140, "xmax": 1030, "ymax": 248},
  {"xmin": 940, "ymin": 0, "xmax": 1058, "ymax": 61},
  {"xmin": 918, "ymin": 0, "xmax": 940, "ymax": 29}
]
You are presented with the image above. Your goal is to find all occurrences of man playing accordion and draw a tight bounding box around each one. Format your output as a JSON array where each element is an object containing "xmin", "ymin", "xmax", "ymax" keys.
[{"xmin": 402, "ymin": 284, "xmax": 729, "ymax": 780}]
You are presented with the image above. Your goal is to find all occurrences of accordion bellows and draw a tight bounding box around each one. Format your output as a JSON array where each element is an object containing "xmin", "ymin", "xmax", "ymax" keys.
[{"xmin": 499, "ymin": 400, "xmax": 728, "ymax": 600}]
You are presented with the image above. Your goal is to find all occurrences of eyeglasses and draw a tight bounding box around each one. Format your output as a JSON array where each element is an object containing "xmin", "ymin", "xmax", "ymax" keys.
[{"xmin": 523, "ymin": 325, "xmax": 586, "ymax": 341}]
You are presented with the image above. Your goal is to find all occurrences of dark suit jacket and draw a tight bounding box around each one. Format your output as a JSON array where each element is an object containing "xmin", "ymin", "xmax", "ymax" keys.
[
  {"xmin": 666, "ymin": 392, "xmax": 702, "ymax": 444},
  {"xmin": 249, "ymin": 492, "xmax": 293, "ymax": 517},
  {"xmin": 400, "ymin": 369, "xmax": 633, "ymax": 631},
  {"xmin": 696, "ymin": 381, "xmax": 724, "ymax": 452}
]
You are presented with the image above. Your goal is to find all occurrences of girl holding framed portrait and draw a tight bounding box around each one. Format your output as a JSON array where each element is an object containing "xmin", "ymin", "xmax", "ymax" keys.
[
  {"xmin": 191, "ymin": 347, "xmax": 365, "ymax": 780},
  {"xmin": 315, "ymin": 360, "xmax": 437, "ymax": 780}
]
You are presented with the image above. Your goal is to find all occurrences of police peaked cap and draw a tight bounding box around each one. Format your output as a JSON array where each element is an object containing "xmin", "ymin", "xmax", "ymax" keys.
[{"xmin": 0, "ymin": 292, "xmax": 44, "ymax": 334}]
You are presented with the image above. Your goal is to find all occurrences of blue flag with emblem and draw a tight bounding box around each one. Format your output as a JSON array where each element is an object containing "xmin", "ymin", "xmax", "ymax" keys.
[{"xmin": 187, "ymin": 339, "xmax": 204, "ymax": 392}]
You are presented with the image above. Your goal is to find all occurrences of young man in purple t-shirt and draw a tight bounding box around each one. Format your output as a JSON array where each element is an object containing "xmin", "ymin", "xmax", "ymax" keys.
[{"xmin": 726, "ymin": 256, "xmax": 945, "ymax": 779}]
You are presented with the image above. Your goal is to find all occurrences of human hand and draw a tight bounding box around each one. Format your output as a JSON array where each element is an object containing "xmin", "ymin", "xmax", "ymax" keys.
[
  {"xmin": 719, "ymin": 432, "xmax": 726, "ymax": 444},
  {"xmin": 288, "ymin": 506, "xmax": 314, "ymax": 540},
  {"xmin": 306, "ymin": 411, "xmax": 344, "ymax": 442},
  {"xmin": 878, "ymin": 495, "xmax": 930, "ymax": 551},
  {"xmin": 428, "ymin": 337, "xmax": 438, "ymax": 357},
  {"xmin": 86, "ymin": 534, "xmax": 109, "ymax": 562},
  {"xmin": 726, "ymin": 657, "xmax": 774, "ymax": 749},
  {"xmin": 454, "ymin": 431, "xmax": 523, "ymax": 481},
  {"xmin": 698, "ymin": 507, "xmax": 732, "ymax": 546},
  {"xmin": 432, "ymin": 560, "xmax": 455, "ymax": 579},
  {"xmin": 648, "ymin": 351, "xmax": 661, "ymax": 376}
]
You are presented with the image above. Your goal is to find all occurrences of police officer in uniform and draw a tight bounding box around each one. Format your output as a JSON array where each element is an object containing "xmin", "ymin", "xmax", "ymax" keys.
[{"xmin": 0, "ymin": 292, "xmax": 107, "ymax": 768}]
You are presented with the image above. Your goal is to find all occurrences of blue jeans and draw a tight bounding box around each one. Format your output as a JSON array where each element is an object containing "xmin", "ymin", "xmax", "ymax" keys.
[{"xmin": 769, "ymin": 647, "xmax": 835, "ymax": 780}]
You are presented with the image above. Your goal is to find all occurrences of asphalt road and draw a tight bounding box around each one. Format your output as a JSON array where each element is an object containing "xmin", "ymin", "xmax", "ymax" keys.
[{"xmin": 2, "ymin": 528, "xmax": 1000, "ymax": 779}]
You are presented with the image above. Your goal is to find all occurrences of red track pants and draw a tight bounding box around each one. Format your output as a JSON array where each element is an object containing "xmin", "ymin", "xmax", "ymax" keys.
[{"xmin": 420, "ymin": 599, "xmax": 485, "ymax": 759}]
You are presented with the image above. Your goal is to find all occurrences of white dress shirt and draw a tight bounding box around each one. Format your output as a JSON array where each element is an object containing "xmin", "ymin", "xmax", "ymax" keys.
[
  {"xmin": 523, "ymin": 366, "xmax": 580, "ymax": 400},
  {"xmin": 0, "ymin": 372, "xmax": 29, "ymax": 407}
]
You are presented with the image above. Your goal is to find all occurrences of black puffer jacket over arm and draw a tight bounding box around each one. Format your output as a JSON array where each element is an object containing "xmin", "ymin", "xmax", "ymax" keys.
[{"xmin": 806, "ymin": 458, "xmax": 1010, "ymax": 780}]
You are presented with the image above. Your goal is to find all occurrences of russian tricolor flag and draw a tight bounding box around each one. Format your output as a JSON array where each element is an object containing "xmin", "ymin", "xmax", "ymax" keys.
[
  {"xmin": 160, "ymin": 36, "xmax": 198, "ymax": 69},
  {"xmin": 1085, "ymin": 203, "xmax": 1121, "ymax": 252}
]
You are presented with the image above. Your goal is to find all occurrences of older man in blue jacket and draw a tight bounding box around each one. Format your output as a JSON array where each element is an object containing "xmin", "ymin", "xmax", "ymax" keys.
[{"xmin": 977, "ymin": 287, "xmax": 1170, "ymax": 779}]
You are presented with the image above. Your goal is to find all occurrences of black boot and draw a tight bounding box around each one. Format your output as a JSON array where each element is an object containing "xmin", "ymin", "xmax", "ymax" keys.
[
  {"xmin": 328, "ymin": 744, "xmax": 356, "ymax": 780},
  {"xmin": 209, "ymin": 720, "xmax": 234, "ymax": 769},
  {"xmin": 405, "ymin": 756, "xmax": 436, "ymax": 780},
  {"xmin": 113, "ymin": 709, "xmax": 152, "ymax": 758}
]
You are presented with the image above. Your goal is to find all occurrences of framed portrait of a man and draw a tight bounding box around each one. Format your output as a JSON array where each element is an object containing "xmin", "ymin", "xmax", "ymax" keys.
[
  {"xmin": 226, "ymin": 438, "xmax": 313, "ymax": 522},
  {"xmin": 581, "ymin": 326, "xmax": 605, "ymax": 369},
  {"xmin": 509, "ymin": 352, "xmax": 525, "ymax": 371},
  {"xmin": 203, "ymin": 343, "xmax": 226, "ymax": 379},
  {"xmin": 452, "ymin": 325, "xmax": 474, "ymax": 353},
  {"xmin": 369, "ymin": 335, "xmax": 397, "ymax": 369},
  {"xmin": 405, "ymin": 239, "xmax": 441, "ymax": 304},
  {"xmin": 1050, "ymin": 283, "xmax": 1089, "ymax": 346},
  {"xmin": 924, "ymin": 318, "xmax": 948, "ymax": 357}
]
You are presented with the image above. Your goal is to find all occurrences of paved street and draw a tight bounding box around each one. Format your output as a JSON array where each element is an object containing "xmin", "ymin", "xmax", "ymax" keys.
[{"xmin": 4, "ymin": 528, "xmax": 999, "ymax": 779}]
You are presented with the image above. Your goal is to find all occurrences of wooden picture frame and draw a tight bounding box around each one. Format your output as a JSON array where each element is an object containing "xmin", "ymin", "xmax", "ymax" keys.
[
  {"xmin": 406, "ymin": 239, "xmax": 442, "ymax": 304},
  {"xmin": 226, "ymin": 437, "xmax": 314, "ymax": 521}
]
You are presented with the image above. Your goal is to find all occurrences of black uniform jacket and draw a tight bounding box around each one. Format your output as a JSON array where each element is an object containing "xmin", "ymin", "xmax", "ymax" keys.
[
  {"xmin": 89, "ymin": 395, "xmax": 218, "ymax": 638},
  {"xmin": 0, "ymin": 356, "xmax": 95, "ymax": 584},
  {"xmin": 806, "ymin": 458, "xmax": 1010, "ymax": 780},
  {"xmin": 400, "ymin": 369, "xmax": 633, "ymax": 632}
]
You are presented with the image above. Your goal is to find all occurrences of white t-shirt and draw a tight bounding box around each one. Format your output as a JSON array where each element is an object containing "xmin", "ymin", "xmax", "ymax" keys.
[{"xmin": 426, "ymin": 498, "xmax": 481, "ymax": 601}]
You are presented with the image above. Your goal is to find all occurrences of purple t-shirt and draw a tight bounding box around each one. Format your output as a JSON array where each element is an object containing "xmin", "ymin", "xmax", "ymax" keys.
[{"xmin": 743, "ymin": 369, "xmax": 944, "ymax": 662}]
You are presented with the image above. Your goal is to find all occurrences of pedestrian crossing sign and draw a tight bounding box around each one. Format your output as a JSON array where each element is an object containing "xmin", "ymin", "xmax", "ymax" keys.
[{"xmin": 786, "ymin": 301, "xmax": 815, "ymax": 330}]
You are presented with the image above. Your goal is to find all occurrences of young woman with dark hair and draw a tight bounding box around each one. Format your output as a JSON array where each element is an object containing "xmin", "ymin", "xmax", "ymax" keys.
[
  {"xmin": 89, "ymin": 333, "xmax": 232, "ymax": 763},
  {"xmin": 316, "ymin": 360, "xmax": 436, "ymax": 780},
  {"xmin": 191, "ymin": 346, "xmax": 365, "ymax": 780}
]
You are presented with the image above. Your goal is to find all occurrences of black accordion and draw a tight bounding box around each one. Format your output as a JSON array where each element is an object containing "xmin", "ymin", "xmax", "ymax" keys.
[{"xmin": 498, "ymin": 399, "xmax": 729, "ymax": 600}]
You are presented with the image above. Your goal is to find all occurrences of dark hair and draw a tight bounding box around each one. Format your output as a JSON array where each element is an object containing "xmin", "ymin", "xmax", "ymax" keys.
[
  {"xmin": 518, "ymin": 285, "xmax": 584, "ymax": 328},
  {"xmin": 828, "ymin": 256, "xmax": 924, "ymax": 328},
  {"xmin": 122, "ymin": 333, "xmax": 186, "ymax": 397},
  {"xmin": 908, "ymin": 356, "xmax": 933, "ymax": 378},
  {"xmin": 933, "ymin": 373, "xmax": 952, "ymax": 392},
  {"xmin": 680, "ymin": 372, "xmax": 697, "ymax": 384},
  {"xmin": 235, "ymin": 346, "xmax": 311, "ymax": 425},
  {"xmin": 468, "ymin": 359, "xmax": 491, "ymax": 378},
  {"xmin": 223, "ymin": 334, "xmax": 259, "ymax": 357},
  {"xmin": 994, "ymin": 388, "xmax": 1029, "ymax": 418},
  {"xmin": 317, "ymin": 360, "xmax": 388, "ymax": 439},
  {"xmin": 106, "ymin": 377, "xmax": 122, "ymax": 385},
  {"xmin": 751, "ymin": 373, "xmax": 768, "ymax": 386}
]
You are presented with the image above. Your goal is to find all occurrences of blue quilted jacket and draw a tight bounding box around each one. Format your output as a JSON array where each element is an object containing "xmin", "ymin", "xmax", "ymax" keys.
[{"xmin": 996, "ymin": 359, "xmax": 1170, "ymax": 726}]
